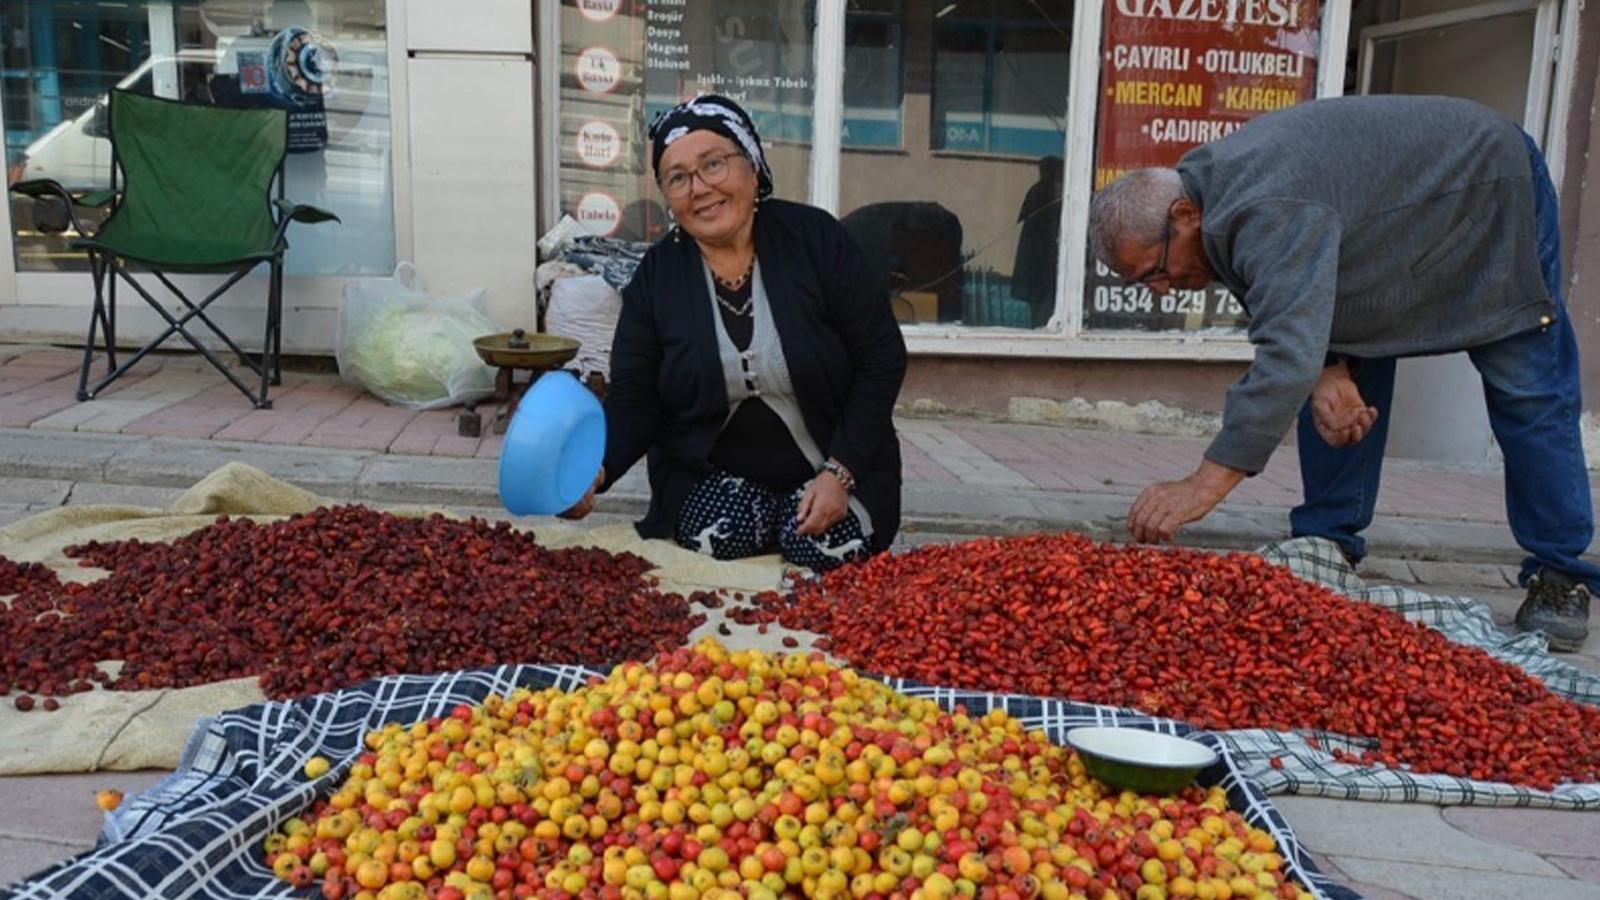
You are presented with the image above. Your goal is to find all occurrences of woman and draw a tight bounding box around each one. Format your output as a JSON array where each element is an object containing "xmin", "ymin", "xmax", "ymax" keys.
[{"xmin": 562, "ymin": 95, "xmax": 906, "ymax": 571}]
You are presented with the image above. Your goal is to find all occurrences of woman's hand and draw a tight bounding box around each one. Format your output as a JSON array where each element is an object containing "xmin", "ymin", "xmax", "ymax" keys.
[
  {"xmin": 559, "ymin": 466, "xmax": 607, "ymax": 520},
  {"xmin": 795, "ymin": 471, "xmax": 850, "ymax": 536}
]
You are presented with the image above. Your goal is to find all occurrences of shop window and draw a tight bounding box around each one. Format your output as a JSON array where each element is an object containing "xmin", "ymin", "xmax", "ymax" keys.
[
  {"xmin": 558, "ymin": 0, "xmax": 814, "ymax": 242},
  {"xmin": 932, "ymin": 0, "xmax": 1069, "ymax": 157},
  {"xmin": 838, "ymin": 0, "xmax": 1071, "ymax": 331},
  {"xmin": 844, "ymin": 0, "xmax": 905, "ymax": 149},
  {"xmin": 1080, "ymin": 0, "xmax": 1321, "ymax": 333},
  {"xmin": 2, "ymin": 0, "xmax": 395, "ymax": 276}
]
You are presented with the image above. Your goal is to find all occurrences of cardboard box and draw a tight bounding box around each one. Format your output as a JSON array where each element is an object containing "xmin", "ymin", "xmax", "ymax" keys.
[{"xmin": 892, "ymin": 291, "xmax": 941, "ymax": 325}]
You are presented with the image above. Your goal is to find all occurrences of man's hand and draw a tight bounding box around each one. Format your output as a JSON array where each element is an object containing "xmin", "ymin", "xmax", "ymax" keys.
[
  {"xmin": 1128, "ymin": 460, "xmax": 1246, "ymax": 543},
  {"xmin": 558, "ymin": 466, "xmax": 606, "ymax": 520},
  {"xmin": 1311, "ymin": 360, "xmax": 1378, "ymax": 448},
  {"xmin": 795, "ymin": 471, "xmax": 850, "ymax": 537}
]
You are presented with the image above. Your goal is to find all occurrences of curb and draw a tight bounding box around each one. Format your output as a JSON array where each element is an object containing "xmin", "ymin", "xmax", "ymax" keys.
[{"xmin": 0, "ymin": 428, "xmax": 1526, "ymax": 568}]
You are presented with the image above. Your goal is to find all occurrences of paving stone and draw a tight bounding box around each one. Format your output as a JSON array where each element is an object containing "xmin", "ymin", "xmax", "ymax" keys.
[
  {"xmin": 1440, "ymin": 807, "xmax": 1600, "ymax": 860},
  {"xmin": 354, "ymin": 455, "xmax": 500, "ymax": 505},
  {"xmin": 0, "ymin": 771, "xmax": 168, "ymax": 846},
  {"xmin": 900, "ymin": 483, "xmax": 1057, "ymax": 531},
  {"xmin": 305, "ymin": 432, "xmax": 395, "ymax": 452},
  {"xmin": 103, "ymin": 436, "xmax": 370, "ymax": 493},
  {"xmin": 63, "ymin": 482, "xmax": 187, "ymax": 509},
  {"xmin": 1269, "ymin": 797, "xmax": 1566, "ymax": 877},
  {"xmin": 1330, "ymin": 857, "xmax": 1595, "ymax": 900},
  {"xmin": 1, "ymin": 402, "xmax": 86, "ymax": 430},
  {"xmin": 1338, "ymin": 881, "xmax": 1420, "ymax": 900},
  {"xmin": 1303, "ymin": 849, "xmax": 1345, "ymax": 881},
  {"xmin": 248, "ymin": 420, "xmax": 320, "ymax": 445},
  {"xmin": 6, "ymin": 350, "xmax": 82, "ymax": 369},
  {"xmin": 33, "ymin": 400, "xmax": 170, "ymax": 434},
  {"xmin": 1547, "ymin": 856, "xmax": 1600, "ymax": 882},
  {"xmin": 431, "ymin": 435, "xmax": 483, "ymax": 457},
  {"xmin": 901, "ymin": 428, "xmax": 984, "ymax": 459},
  {"xmin": 1357, "ymin": 557, "xmax": 1417, "ymax": 585},
  {"xmin": 27, "ymin": 403, "xmax": 105, "ymax": 431},
  {"xmin": 0, "ymin": 503, "xmax": 44, "ymax": 527},
  {"xmin": 1174, "ymin": 504, "xmax": 1288, "ymax": 551},
  {"xmin": 0, "ymin": 429, "xmax": 122, "ymax": 481},
  {"xmin": 0, "ymin": 478, "xmax": 72, "ymax": 506},
  {"xmin": 0, "ymin": 835, "xmax": 80, "ymax": 887},
  {"xmin": 1362, "ymin": 518, "xmax": 1522, "ymax": 563},
  {"xmin": 1566, "ymin": 646, "xmax": 1600, "ymax": 677},
  {"xmin": 1407, "ymin": 560, "xmax": 1519, "ymax": 589},
  {"xmin": 952, "ymin": 464, "xmax": 1033, "ymax": 488},
  {"xmin": 73, "ymin": 402, "xmax": 177, "ymax": 434},
  {"xmin": 95, "ymin": 370, "xmax": 217, "ymax": 404}
]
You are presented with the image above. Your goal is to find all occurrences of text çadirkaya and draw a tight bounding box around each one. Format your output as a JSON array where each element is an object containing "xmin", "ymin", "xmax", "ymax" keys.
[{"xmin": 1116, "ymin": 0, "xmax": 1303, "ymax": 27}]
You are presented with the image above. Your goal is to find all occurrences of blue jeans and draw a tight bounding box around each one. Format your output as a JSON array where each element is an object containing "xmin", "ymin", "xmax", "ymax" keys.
[{"xmin": 1291, "ymin": 133, "xmax": 1600, "ymax": 590}]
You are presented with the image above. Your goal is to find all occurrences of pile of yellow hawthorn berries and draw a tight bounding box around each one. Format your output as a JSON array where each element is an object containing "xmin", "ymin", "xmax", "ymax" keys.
[{"xmin": 265, "ymin": 641, "xmax": 1309, "ymax": 900}]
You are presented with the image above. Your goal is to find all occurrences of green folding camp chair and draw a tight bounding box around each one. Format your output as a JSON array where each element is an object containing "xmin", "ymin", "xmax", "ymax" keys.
[{"xmin": 10, "ymin": 89, "xmax": 338, "ymax": 408}]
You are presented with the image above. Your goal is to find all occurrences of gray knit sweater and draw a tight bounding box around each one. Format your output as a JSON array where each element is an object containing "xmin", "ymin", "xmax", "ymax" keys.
[{"xmin": 1177, "ymin": 95, "xmax": 1554, "ymax": 474}]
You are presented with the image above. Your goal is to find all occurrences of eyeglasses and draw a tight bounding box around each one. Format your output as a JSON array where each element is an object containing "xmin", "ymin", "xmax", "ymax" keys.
[
  {"xmin": 659, "ymin": 152, "xmax": 744, "ymax": 198},
  {"xmin": 1134, "ymin": 200, "xmax": 1180, "ymax": 288}
]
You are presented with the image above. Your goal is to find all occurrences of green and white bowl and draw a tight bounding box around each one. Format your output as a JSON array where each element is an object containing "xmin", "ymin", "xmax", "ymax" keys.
[{"xmin": 1065, "ymin": 727, "xmax": 1219, "ymax": 794}]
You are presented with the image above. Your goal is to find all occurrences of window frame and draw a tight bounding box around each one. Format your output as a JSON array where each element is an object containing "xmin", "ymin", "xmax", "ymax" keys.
[
  {"xmin": 0, "ymin": 0, "xmax": 416, "ymax": 350},
  {"xmin": 1355, "ymin": 0, "xmax": 1558, "ymax": 138},
  {"xmin": 0, "ymin": 0, "xmax": 1580, "ymax": 360},
  {"xmin": 842, "ymin": 0, "xmax": 906, "ymax": 150},
  {"xmin": 929, "ymin": 1, "xmax": 1071, "ymax": 158}
]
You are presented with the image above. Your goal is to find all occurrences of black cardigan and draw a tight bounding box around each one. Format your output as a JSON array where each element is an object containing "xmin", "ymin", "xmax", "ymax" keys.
[{"xmin": 599, "ymin": 199, "xmax": 908, "ymax": 551}]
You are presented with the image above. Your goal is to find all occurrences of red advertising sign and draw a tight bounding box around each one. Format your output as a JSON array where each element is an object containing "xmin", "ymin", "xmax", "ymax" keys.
[{"xmin": 1085, "ymin": 0, "xmax": 1322, "ymax": 332}]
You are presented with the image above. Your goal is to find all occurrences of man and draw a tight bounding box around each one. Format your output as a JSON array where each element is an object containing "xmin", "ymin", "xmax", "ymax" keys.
[
  {"xmin": 1013, "ymin": 155, "xmax": 1065, "ymax": 328},
  {"xmin": 1089, "ymin": 95, "xmax": 1594, "ymax": 651}
]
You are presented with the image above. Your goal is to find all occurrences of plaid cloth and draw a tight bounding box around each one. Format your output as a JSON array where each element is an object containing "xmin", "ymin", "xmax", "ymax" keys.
[
  {"xmin": 2, "ymin": 665, "xmax": 1358, "ymax": 900},
  {"xmin": 1246, "ymin": 537, "xmax": 1600, "ymax": 808}
]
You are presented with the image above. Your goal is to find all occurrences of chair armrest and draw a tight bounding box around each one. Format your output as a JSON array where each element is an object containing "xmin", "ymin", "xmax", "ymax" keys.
[
  {"xmin": 274, "ymin": 199, "xmax": 340, "ymax": 225},
  {"xmin": 10, "ymin": 178, "xmax": 102, "ymax": 236},
  {"xmin": 76, "ymin": 189, "xmax": 118, "ymax": 209},
  {"xmin": 10, "ymin": 179, "xmax": 70, "ymax": 201},
  {"xmin": 272, "ymin": 200, "xmax": 340, "ymax": 247}
]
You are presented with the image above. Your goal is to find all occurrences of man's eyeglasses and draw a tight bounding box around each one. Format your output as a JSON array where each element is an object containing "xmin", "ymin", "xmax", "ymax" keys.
[
  {"xmin": 1134, "ymin": 200, "xmax": 1180, "ymax": 287},
  {"xmin": 659, "ymin": 152, "xmax": 744, "ymax": 198}
]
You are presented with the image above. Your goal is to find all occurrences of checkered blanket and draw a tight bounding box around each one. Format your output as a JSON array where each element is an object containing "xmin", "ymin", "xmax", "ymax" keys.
[
  {"xmin": 1246, "ymin": 537, "xmax": 1600, "ymax": 808},
  {"xmin": 3, "ymin": 666, "xmax": 1358, "ymax": 900}
]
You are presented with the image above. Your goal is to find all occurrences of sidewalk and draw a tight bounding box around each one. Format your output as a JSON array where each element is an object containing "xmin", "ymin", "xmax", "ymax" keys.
[
  {"xmin": 3, "ymin": 346, "xmax": 1600, "ymax": 898},
  {"xmin": 0, "ymin": 344, "xmax": 1581, "ymax": 562}
]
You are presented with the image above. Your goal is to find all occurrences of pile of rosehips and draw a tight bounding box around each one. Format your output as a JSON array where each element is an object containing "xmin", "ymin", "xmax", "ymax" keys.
[
  {"xmin": 0, "ymin": 556, "xmax": 57, "ymax": 595},
  {"xmin": 738, "ymin": 534, "xmax": 1600, "ymax": 791},
  {"xmin": 267, "ymin": 640, "xmax": 1310, "ymax": 900},
  {"xmin": 0, "ymin": 506, "xmax": 709, "ymax": 709}
]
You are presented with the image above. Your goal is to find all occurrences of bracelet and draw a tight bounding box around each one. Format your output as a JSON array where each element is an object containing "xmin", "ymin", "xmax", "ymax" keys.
[{"xmin": 820, "ymin": 459, "xmax": 856, "ymax": 493}]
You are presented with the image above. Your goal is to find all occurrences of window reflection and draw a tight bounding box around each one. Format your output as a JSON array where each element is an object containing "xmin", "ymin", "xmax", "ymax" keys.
[
  {"xmin": 558, "ymin": 0, "xmax": 814, "ymax": 239},
  {"xmin": 840, "ymin": 0, "xmax": 1072, "ymax": 331},
  {"xmin": 2, "ymin": 0, "xmax": 395, "ymax": 276}
]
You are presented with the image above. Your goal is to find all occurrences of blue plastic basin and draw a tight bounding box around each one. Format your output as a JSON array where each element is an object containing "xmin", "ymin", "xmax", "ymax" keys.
[{"xmin": 498, "ymin": 371, "xmax": 606, "ymax": 516}]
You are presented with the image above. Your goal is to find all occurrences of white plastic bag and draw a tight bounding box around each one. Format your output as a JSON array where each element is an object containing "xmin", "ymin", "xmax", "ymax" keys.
[
  {"xmin": 336, "ymin": 262, "xmax": 499, "ymax": 410},
  {"xmin": 545, "ymin": 273, "xmax": 622, "ymax": 380}
]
